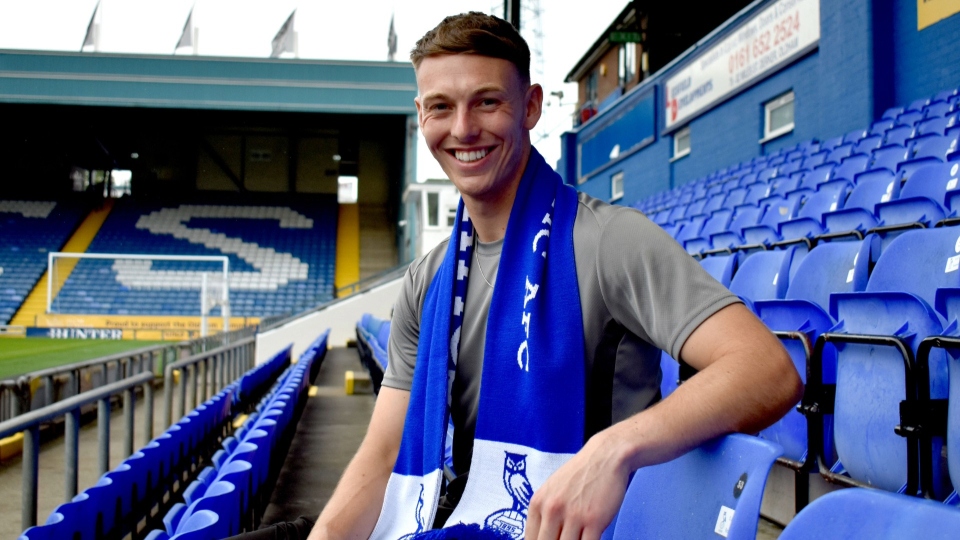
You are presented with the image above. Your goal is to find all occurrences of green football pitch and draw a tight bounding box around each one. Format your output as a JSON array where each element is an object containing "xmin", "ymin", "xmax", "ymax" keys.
[{"xmin": 0, "ymin": 338, "xmax": 166, "ymax": 380}]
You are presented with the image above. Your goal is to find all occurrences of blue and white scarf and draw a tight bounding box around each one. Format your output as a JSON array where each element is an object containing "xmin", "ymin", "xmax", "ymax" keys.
[{"xmin": 370, "ymin": 149, "xmax": 586, "ymax": 540}]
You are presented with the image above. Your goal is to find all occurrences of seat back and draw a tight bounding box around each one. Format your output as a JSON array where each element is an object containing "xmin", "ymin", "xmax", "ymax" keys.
[
  {"xmin": 869, "ymin": 145, "xmax": 910, "ymax": 173},
  {"xmin": 779, "ymin": 488, "xmax": 960, "ymax": 540},
  {"xmin": 611, "ymin": 435, "xmax": 782, "ymax": 540},
  {"xmin": 729, "ymin": 246, "xmax": 803, "ymax": 302},
  {"xmin": 699, "ymin": 253, "xmax": 741, "ymax": 288}
]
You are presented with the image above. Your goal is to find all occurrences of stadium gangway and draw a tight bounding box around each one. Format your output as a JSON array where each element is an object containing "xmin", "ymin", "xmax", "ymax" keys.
[
  {"xmin": 0, "ymin": 370, "xmax": 155, "ymax": 530},
  {"xmin": 0, "ymin": 325, "xmax": 257, "ymax": 423},
  {"xmin": 162, "ymin": 336, "xmax": 256, "ymax": 428}
]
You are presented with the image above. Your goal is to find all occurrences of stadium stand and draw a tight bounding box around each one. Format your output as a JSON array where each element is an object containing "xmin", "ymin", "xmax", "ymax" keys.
[
  {"xmin": 50, "ymin": 198, "xmax": 337, "ymax": 318},
  {"xmin": 17, "ymin": 330, "xmax": 329, "ymax": 540},
  {"xmin": 0, "ymin": 199, "xmax": 88, "ymax": 324}
]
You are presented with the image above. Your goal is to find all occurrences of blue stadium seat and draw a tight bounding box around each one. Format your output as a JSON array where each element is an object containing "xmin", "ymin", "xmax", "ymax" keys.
[
  {"xmin": 699, "ymin": 252, "xmax": 741, "ymax": 288},
  {"xmin": 821, "ymin": 169, "xmax": 900, "ymax": 238},
  {"xmin": 875, "ymin": 161, "xmax": 958, "ymax": 230},
  {"xmin": 753, "ymin": 237, "xmax": 878, "ymax": 464},
  {"xmin": 610, "ymin": 434, "xmax": 782, "ymax": 540},
  {"xmin": 740, "ymin": 196, "xmax": 802, "ymax": 247},
  {"xmin": 709, "ymin": 205, "xmax": 764, "ymax": 252},
  {"xmin": 729, "ymin": 246, "xmax": 804, "ymax": 304},
  {"xmin": 778, "ymin": 181, "xmax": 852, "ymax": 243},
  {"xmin": 870, "ymin": 144, "xmax": 910, "ymax": 172},
  {"xmin": 171, "ymin": 509, "xmax": 224, "ymax": 540},
  {"xmin": 883, "ymin": 124, "xmax": 916, "ymax": 147},
  {"xmin": 778, "ymin": 488, "xmax": 960, "ymax": 540},
  {"xmin": 180, "ymin": 481, "xmax": 240, "ymax": 538},
  {"xmin": 825, "ymin": 227, "xmax": 953, "ymax": 498},
  {"xmin": 684, "ymin": 210, "xmax": 733, "ymax": 254}
]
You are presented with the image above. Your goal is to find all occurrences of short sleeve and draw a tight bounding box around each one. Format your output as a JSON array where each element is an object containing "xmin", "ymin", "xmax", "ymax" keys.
[
  {"xmin": 382, "ymin": 264, "xmax": 421, "ymax": 391},
  {"xmin": 595, "ymin": 209, "xmax": 741, "ymax": 359}
]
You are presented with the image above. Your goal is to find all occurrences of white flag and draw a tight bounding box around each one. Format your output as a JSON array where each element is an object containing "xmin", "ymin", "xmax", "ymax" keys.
[
  {"xmin": 176, "ymin": 6, "xmax": 194, "ymax": 51},
  {"xmin": 271, "ymin": 10, "xmax": 296, "ymax": 58},
  {"xmin": 81, "ymin": 1, "xmax": 101, "ymax": 51},
  {"xmin": 387, "ymin": 14, "xmax": 398, "ymax": 61}
]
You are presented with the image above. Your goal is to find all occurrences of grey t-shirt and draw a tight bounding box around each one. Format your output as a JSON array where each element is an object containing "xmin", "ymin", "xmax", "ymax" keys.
[{"xmin": 383, "ymin": 191, "xmax": 739, "ymax": 476}]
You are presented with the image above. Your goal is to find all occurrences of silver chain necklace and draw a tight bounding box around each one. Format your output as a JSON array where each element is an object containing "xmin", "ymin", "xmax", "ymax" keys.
[{"xmin": 474, "ymin": 237, "xmax": 495, "ymax": 288}]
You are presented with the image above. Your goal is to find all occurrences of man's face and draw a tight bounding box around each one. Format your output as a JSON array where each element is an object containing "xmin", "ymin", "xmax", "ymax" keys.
[{"xmin": 415, "ymin": 54, "xmax": 542, "ymax": 203}]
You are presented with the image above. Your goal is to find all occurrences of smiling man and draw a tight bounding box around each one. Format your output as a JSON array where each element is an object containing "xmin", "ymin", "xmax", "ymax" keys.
[{"xmin": 296, "ymin": 11, "xmax": 803, "ymax": 540}]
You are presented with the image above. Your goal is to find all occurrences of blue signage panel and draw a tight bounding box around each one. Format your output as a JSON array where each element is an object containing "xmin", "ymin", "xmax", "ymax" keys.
[{"xmin": 578, "ymin": 89, "xmax": 656, "ymax": 180}]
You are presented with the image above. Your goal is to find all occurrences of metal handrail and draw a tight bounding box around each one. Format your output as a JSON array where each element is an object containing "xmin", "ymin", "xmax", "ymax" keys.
[
  {"xmin": 162, "ymin": 336, "xmax": 256, "ymax": 428},
  {"xmin": 0, "ymin": 325, "xmax": 258, "ymax": 423},
  {"xmin": 0, "ymin": 371, "xmax": 155, "ymax": 531}
]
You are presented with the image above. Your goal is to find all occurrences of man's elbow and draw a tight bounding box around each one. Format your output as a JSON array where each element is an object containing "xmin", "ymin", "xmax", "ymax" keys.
[{"xmin": 760, "ymin": 344, "xmax": 804, "ymax": 428}]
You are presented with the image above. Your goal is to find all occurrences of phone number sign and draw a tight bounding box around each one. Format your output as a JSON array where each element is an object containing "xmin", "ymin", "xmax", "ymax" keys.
[{"xmin": 664, "ymin": 0, "xmax": 820, "ymax": 131}]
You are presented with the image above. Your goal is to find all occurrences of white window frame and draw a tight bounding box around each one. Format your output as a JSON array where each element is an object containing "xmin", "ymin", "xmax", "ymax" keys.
[
  {"xmin": 671, "ymin": 126, "xmax": 691, "ymax": 161},
  {"xmin": 611, "ymin": 171, "xmax": 624, "ymax": 202},
  {"xmin": 761, "ymin": 91, "xmax": 795, "ymax": 143}
]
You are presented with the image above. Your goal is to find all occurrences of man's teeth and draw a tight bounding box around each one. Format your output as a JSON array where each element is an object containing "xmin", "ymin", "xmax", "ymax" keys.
[{"xmin": 455, "ymin": 148, "xmax": 488, "ymax": 162}]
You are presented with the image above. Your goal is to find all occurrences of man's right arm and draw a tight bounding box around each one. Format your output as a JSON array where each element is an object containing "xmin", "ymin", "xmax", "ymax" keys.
[{"xmin": 307, "ymin": 387, "xmax": 410, "ymax": 540}]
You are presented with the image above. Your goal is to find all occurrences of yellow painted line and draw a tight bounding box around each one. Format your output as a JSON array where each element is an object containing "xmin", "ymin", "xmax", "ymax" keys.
[
  {"xmin": 232, "ymin": 414, "xmax": 249, "ymax": 429},
  {"xmin": 334, "ymin": 204, "xmax": 360, "ymax": 295},
  {"xmin": 11, "ymin": 200, "xmax": 115, "ymax": 327},
  {"xmin": 0, "ymin": 432, "xmax": 24, "ymax": 462},
  {"xmin": 345, "ymin": 370, "xmax": 355, "ymax": 395},
  {"xmin": 308, "ymin": 385, "xmax": 319, "ymax": 397}
]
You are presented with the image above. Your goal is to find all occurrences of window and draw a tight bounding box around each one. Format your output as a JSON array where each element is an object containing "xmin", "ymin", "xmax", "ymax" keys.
[
  {"xmin": 586, "ymin": 71, "xmax": 598, "ymax": 104},
  {"xmin": 673, "ymin": 127, "xmax": 691, "ymax": 160},
  {"xmin": 763, "ymin": 91, "xmax": 795, "ymax": 142},
  {"xmin": 427, "ymin": 192, "xmax": 439, "ymax": 227},
  {"xmin": 619, "ymin": 44, "xmax": 636, "ymax": 86},
  {"xmin": 109, "ymin": 170, "xmax": 132, "ymax": 198},
  {"xmin": 611, "ymin": 172, "xmax": 624, "ymax": 201},
  {"xmin": 337, "ymin": 175, "xmax": 358, "ymax": 204}
]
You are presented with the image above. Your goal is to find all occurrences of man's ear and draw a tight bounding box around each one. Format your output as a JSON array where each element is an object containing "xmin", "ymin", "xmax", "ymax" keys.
[
  {"xmin": 523, "ymin": 83, "xmax": 544, "ymax": 130},
  {"xmin": 414, "ymin": 96, "xmax": 424, "ymax": 129}
]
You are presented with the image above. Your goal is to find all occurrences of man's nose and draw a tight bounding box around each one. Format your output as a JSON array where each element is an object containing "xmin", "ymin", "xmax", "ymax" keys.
[{"xmin": 451, "ymin": 109, "xmax": 480, "ymax": 141}]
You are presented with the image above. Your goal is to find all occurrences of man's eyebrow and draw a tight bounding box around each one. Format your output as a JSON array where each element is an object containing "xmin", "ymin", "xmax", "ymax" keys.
[{"xmin": 420, "ymin": 85, "xmax": 509, "ymax": 102}]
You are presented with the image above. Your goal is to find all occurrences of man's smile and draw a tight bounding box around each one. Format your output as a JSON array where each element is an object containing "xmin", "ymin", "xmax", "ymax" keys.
[{"xmin": 450, "ymin": 146, "xmax": 494, "ymax": 163}]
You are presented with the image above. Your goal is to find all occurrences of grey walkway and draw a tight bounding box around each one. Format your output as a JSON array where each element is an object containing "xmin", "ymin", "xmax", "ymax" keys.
[{"xmin": 260, "ymin": 347, "xmax": 375, "ymax": 526}]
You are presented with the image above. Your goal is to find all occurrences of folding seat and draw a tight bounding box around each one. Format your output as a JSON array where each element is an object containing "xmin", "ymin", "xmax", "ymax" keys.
[
  {"xmin": 698, "ymin": 251, "xmax": 742, "ymax": 287},
  {"xmin": 881, "ymin": 106, "xmax": 904, "ymax": 120},
  {"xmin": 870, "ymin": 118, "xmax": 896, "ymax": 135},
  {"xmin": 907, "ymin": 98, "xmax": 931, "ymax": 112},
  {"xmin": 778, "ymin": 182, "xmax": 853, "ymax": 243},
  {"xmin": 739, "ymin": 196, "xmax": 803, "ymax": 248},
  {"xmin": 872, "ymin": 162, "xmax": 958, "ymax": 232},
  {"xmin": 898, "ymin": 110, "xmax": 925, "ymax": 126},
  {"xmin": 820, "ymin": 136, "xmax": 844, "ymax": 152},
  {"xmin": 853, "ymin": 134, "xmax": 882, "ymax": 154},
  {"xmin": 769, "ymin": 176, "xmax": 802, "ymax": 198},
  {"xmin": 721, "ymin": 188, "xmax": 749, "ymax": 209},
  {"xmin": 843, "ymin": 128, "xmax": 868, "ymax": 144},
  {"xmin": 708, "ymin": 205, "xmax": 764, "ymax": 252},
  {"xmin": 757, "ymin": 167, "xmax": 779, "ymax": 183},
  {"xmin": 683, "ymin": 210, "xmax": 733, "ymax": 254},
  {"xmin": 17, "ymin": 512, "xmax": 67, "ymax": 540},
  {"xmin": 215, "ymin": 460, "xmax": 254, "ymax": 524},
  {"xmin": 179, "ymin": 481, "xmax": 241, "ymax": 538},
  {"xmin": 728, "ymin": 246, "xmax": 804, "ymax": 305},
  {"xmin": 923, "ymin": 101, "xmax": 954, "ymax": 119},
  {"xmin": 683, "ymin": 197, "xmax": 707, "ymax": 218},
  {"xmin": 169, "ymin": 509, "xmax": 224, "ymax": 540},
  {"xmin": 896, "ymin": 135, "xmax": 958, "ymax": 184},
  {"xmin": 665, "ymin": 204, "xmax": 688, "ymax": 224},
  {"xmin": 610, "ymin": 434, "xmax": 781, "ymax": 540},
  {"xmin": 822, "ymin": 227, "xmax": 954, "ymax": 498},
  {"xmin": 778, "ymin": 159, "xmax": 803, "ymax": 177},
  {"xmin": 83, "ymin": 475, "xmax": 121, "ymax": 538},
  {"xmin": 869, "ymin": 144, "xmax": 910, "ymax": 173},
  {"xmin": 831, "ymin": 154, "xmax": 870, "ymax": 183},
  {"xmin": 779, "ymin": 488, "xmax": 960, "ymax": 540},
  {"xmin": 163, "ymin": 503, "xmax": 187, "ymax": 536},
  {"xmin": 917, "ymin": 114, "xmax": 957, "ymax": 137},
  {"xmin": 742, "ymin": 182, "xmax": 771, "ymax": 206},
  {"xmin": 800, "ymin": 151, "xmax": 828, "ymax": 170},
  {"xmin": 49, "ymin": 493, "xmax": 96, "ymax": 540},
  {"xmin": 752, "ymin": 237, "xmax": 877, "ymax": 466},
  {"xmin": 824, "ymin": 143, "xmax": 854, "ymax": 165},
  {"xmin": 821, "ymin": 169, "xmax": 900, "ymax": 238}
]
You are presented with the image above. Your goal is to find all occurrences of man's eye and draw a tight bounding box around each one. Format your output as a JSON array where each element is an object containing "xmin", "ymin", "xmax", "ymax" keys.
[
  {"xmin": 431, "ymin": 103, "xmax": 449, "ymax": 111},
  {"xmin": 481, "ymin": 99, "xmax": 499, "ymax": 107}
]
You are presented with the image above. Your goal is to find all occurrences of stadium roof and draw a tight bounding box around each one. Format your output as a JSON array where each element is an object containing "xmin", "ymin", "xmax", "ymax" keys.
[{"xmin": 0, "ymin": 49, "xmax": 417, "ymax": 114}]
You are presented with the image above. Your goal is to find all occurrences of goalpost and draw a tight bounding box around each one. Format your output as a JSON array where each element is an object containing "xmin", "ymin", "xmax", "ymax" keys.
[{"xmin": 47, "ymin": 253, "xmax": 230, "ymax": 337}]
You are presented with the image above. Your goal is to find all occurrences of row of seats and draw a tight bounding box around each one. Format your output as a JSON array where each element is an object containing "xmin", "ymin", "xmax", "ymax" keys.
[
  {"xmin": 356, "ymin": 313, "xmax": 390, "ymax": 395},
  {"xmin": 53, "ymin": 197, "xmax": 338, "ymax": 318},
  {"xmin": 144, "ymin": 332, "xmax": 328, "ymax": 539},
  {"xmin": 0, "ymin": 199, "xmax": 89, "ymax": 324},
  {"xmin": 17, "ymin": 335, "xmax": 329, "ymax": 540}
]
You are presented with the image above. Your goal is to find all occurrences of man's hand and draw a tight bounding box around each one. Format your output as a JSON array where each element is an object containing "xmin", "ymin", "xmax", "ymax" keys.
[{"xmin": 525, "ymin": 429, "xmax": 631, "ymax": 540}]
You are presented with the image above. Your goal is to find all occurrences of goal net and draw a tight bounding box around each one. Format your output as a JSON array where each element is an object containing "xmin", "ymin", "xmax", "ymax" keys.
[{"xmin": 47, "ymin": 253, "xmax": 231, "ymax": 337}]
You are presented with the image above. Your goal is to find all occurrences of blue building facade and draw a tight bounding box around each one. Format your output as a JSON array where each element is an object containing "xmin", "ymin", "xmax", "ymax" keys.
[{"xmin": 560, "ymin": 0, "xmax": 960, "ymax": 206}]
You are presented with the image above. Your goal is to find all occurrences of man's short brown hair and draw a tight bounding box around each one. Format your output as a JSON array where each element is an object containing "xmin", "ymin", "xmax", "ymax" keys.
[{"xmin": 411, "ymin": 12, "xmax": 531, "ymax": 83}]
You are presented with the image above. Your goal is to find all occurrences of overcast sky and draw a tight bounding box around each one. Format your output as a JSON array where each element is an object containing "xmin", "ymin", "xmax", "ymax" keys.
[{"xmin": 0, "ymin": 0, "xmax": 627, "ymax": 181}]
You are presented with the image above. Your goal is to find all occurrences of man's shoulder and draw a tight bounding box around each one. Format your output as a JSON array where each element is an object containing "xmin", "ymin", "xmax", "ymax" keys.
[{"xmin": 406, "ymin": 237, "xmax": 451, "ymax": 291}]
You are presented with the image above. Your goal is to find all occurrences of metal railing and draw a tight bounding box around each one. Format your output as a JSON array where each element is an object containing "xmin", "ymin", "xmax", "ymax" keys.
[
  {"xmin": 163, "ymin": 336, "xmax": 256, "ymax": 428},
  {"xmin": 0, "ymin": 371, "xmax": 155, "ymax": 531},
  {"xmin": 0, "ymin": 325, "xmax": 258, "ymax": 423}
]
